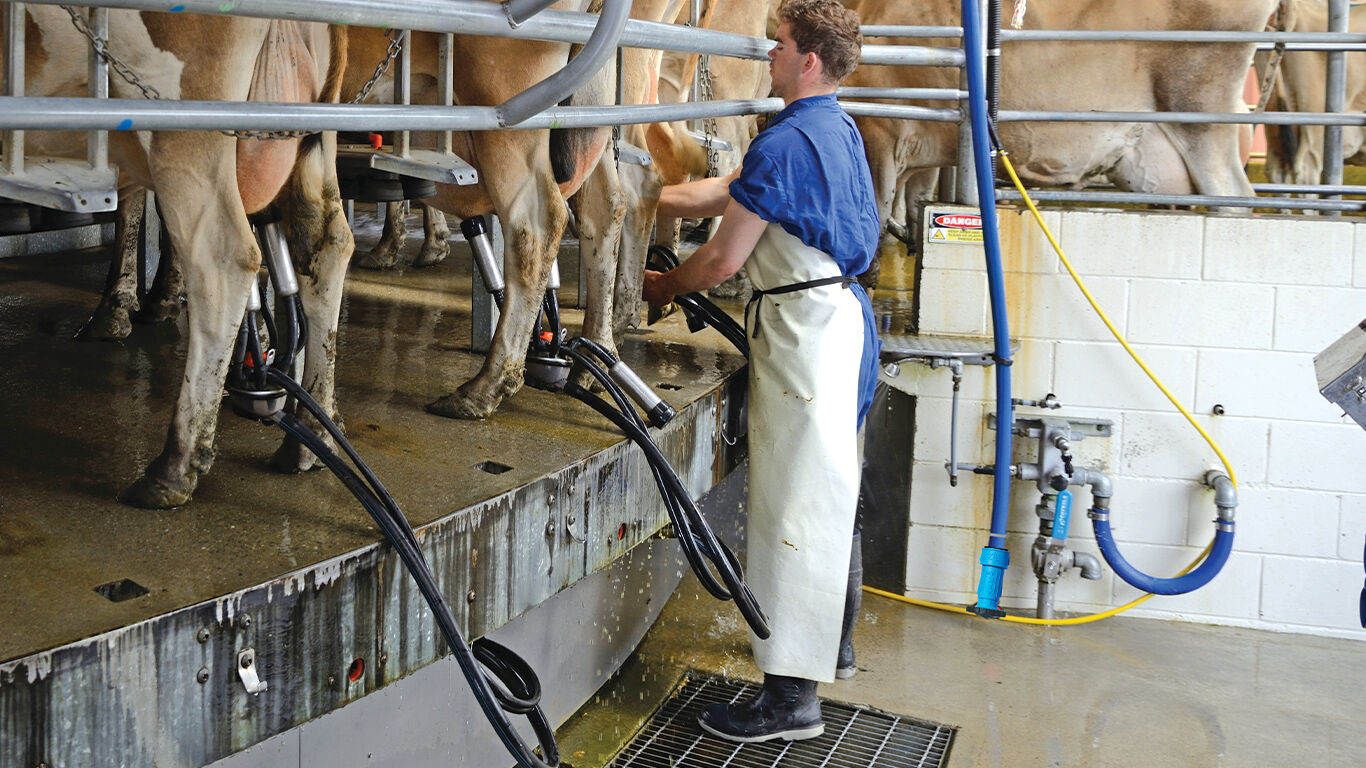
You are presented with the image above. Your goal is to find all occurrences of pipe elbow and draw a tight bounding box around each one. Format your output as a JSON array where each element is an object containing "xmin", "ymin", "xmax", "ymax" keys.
[
  {"xmin": 1204, "ymin": 470, "xmax": 1237, "ymax": 521},
  {"xmin": 1071, "ymin": 550, "xmax": 1103, "ymax": 580},
  {"xmin": 1084, "ymin": 467, "xmax": 1113, "ymax": 499}
]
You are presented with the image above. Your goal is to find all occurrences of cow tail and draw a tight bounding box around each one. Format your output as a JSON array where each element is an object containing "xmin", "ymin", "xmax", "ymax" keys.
[{"xmin": 300, "ymin": 26, "xmax": 349, "ymax": 157}]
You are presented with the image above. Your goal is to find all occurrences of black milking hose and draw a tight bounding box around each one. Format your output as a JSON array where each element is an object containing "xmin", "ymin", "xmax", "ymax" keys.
[{"xmin": 267, "ymin": 371, "xmax": 559, "ymax": 768}]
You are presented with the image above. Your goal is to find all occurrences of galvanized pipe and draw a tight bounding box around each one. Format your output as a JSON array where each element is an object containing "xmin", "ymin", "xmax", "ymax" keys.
[
  {"xmin": 996, "ymin": 188, "xmax": 1365, "ymax": 212},
  {"xmin": 394, "ymin": 29, "xmax": 412, "ymax": 157},
  {"xmin": 1324, "ymin": 0, "xmax": 1349, "ymax": 211},
  {"xmin": 0, "ymin": 94, "xmax": 788, "ymax": 132},
  {"xmin": 1253, "ymin": 183, "xmax": 1366, "ymax": 195},
  {"xmin": 438, "ymin": 32, "xmax": 454, "ymax": 154},
  {"xmin": 862, "ymin": 25, "xmax": 964, "ymax": 38},
  {"xmin": 497, "ymin": 0, "xmax": 631, "ymax": 126},
  {"xmin": 838, "ymin": 86, "xmax": 965, "ymax": 101},
  {"xmin": 1002, "ymin": 29, "xmax": 1366, "ymax": 44},
  {"xmin": 87, "ymin": 7, "xmax": 109, "ymax": 172},
  {"xmin": 999, "ymin": 109, "xmax": 1366, "ymax": 126},
  {"xmin": 3, "ymin": 2, "xmax": 25, "ymax": 176}
]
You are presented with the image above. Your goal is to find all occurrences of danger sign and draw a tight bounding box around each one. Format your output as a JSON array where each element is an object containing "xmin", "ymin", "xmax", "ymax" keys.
[{"xmin": 927, "ymin": 210, "xmax": 984, "ymax": 245}]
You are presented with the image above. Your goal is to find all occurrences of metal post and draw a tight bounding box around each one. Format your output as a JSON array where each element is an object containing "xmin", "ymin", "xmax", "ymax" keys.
[
  {"xmin": 394, "ymin": 30, "xmax": 412, "ymax": 158},
  {"xmin": 689, "ymin": 0, "xmax": 703, "ymax": 136},
  {"xmin": 87, "ymin": 7, "xmax": 109, "ymax": 172},
  {"xmin": 1323, "ymin": 0, "xmax": 1348, "ymax": 213},
  {"xmin": 438, "ymin": 33, "xmax": 454, "ymax": 155},
  {"xmin": 955, "ymin": 64, "xmax": 978, "ymax": 205},
  {"xmin": 3, "ymin": 3, "xmax": 25, "ymax": 176},
  {"xmin": 471, "ymin": 214, "xmax": 502, "ymax": 354}
]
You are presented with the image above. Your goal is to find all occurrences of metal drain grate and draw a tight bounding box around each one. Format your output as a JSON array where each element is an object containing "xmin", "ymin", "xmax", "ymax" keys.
[{"xmin": 607, "ymin": 671, "xmax": 956, "ymax": 768}]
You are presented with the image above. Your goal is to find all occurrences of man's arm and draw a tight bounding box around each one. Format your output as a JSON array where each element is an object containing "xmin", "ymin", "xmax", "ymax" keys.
[
  {"xmin": 656, "ymin": 168, "xmax": 742, "ymax": 219},
  {"xmin": 643, "ymin": 197, "xmax": 768, "ymax": 307}
]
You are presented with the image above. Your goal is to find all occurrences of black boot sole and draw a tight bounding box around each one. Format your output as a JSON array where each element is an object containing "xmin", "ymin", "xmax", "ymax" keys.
[{"xmin": 698, "ymin": 717, "xmax": 825, "ymax": 744}]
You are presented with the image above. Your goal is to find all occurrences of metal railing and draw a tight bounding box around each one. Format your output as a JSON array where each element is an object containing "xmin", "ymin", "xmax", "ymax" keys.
[{"xmin": 0, "ymin": 0, "xmax": 1361, "ymax": 214}]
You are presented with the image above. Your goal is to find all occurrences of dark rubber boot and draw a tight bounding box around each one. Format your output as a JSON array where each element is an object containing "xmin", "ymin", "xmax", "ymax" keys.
[
  {"xmin": 698, "ymin": 674, "xmax": 824, "ymax": 743},
  {"xmin": 836, "ymin": 529, "xmax": 862, "ymax": 679}
]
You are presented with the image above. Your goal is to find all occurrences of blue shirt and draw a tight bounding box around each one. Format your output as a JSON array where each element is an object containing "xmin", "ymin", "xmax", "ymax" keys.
[{"xmin": 729, "ymin": 94, "xmax": 883, "ymax": 428}]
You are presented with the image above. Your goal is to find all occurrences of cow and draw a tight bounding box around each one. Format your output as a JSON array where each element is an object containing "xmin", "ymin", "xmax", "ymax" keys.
[
  {"xmin": 846, "ymin": 0, "xmax": 1277, "ymax": 269},
  {"xmin": 1261, "ymin": 0, "xmax": 1366, "ymax": 187},
  {"xmin": 345, "ymin": 0, "xmax": 695, "ymax": 420},
  {"xmin": 10, "ymin": 8, "xmax": 353, "ymax": 508}
]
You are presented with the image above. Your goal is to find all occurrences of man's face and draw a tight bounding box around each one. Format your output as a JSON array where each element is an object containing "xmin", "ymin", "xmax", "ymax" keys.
[{"xmin": 768, "ymin": 22, "xmax": 808, "ymax": 100}]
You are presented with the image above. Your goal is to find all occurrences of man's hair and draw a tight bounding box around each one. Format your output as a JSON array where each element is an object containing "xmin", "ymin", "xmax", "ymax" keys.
[{"xmin": 777, "ymin": 0, "xmax": 863, "ymax": 83}]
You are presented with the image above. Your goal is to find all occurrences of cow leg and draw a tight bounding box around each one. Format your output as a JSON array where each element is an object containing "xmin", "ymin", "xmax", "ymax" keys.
[
  {"xmin": 271, "ymin": 132, "xmax": 357, "ymax": 472},
  {"xmin": 574, "ymin": 155, "xmax": 627, "ymax": 359},
  {"xmin": 134, "ymin": 234, "xmax": 185, "ymax": 326},
  {"xmin": 613, "ymin": 159, "xmax": 662, "ymax": 337},
  {"xmin": 412, "ymin": 203, "xmax": 451, "ymax": 267},
  {"xmin": 428, "ymin": 136, "xmax": 567, "ymax": 420},
  {"xmin": 75, "ymin": 187, "xmax": 146, "ymax": 342},
  {"xmin": 120, "ymin": 134, "xmax": 258, "ymax": 509},
  {"xmin": 354, "ymin": 201, "xmax": 407, "ymax": 269}
]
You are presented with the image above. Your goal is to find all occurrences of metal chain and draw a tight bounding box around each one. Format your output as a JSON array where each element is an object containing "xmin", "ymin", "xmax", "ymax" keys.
[
  {"xmin": 697, "ymin": 53, "xmax": 719, "ymax": 177},
  {"xmin": 62, "ymin": 6, "xmax": 162, "ymax": 100},
  {"xmin": 350, "ymin": 29, "xmax": 405, "ymax": 105},
  {"xmin": 62, "ymin": 7, "xmax": 404, "ymax": 140}
]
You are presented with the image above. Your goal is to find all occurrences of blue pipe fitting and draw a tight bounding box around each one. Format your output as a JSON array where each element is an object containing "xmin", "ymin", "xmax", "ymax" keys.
[
  {"xmin": 1092, "ymin": 510, "xmax": 1234, "ymax": 595},
  {"xmin": 968, "ymin": 546, "xmax": 1010, "ymax": 618}
]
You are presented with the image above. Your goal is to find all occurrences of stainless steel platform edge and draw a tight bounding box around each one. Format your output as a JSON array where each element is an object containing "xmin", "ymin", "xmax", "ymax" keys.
[{"xmin": 0, "ymin": 382, "xmax": 743, "ymax": 768}]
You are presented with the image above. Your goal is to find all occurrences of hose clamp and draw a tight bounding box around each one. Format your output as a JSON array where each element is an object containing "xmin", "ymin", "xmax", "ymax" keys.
[{"xmin": 1087, "ymin": 507, "xmax": 1108, "ymax": 522}]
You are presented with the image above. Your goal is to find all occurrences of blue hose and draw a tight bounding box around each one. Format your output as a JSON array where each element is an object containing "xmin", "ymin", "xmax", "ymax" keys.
[
  {"xmin": 1093, "ymin": 513, "xmax": 1234, "ymax": 595},
  {"xmin": 961, "ymin": 0, "xmax": 1014, "ymax": 615}
]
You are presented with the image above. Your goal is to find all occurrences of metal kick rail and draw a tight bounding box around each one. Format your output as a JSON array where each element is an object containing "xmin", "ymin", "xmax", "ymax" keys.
[{"xmin": 1, "ymin": 0, "xmax": 1364, "ymax": 213}]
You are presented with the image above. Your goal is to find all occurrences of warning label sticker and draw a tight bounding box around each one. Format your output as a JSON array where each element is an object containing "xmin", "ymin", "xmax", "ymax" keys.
[{"xmin": 927, "ymin": 211, "xmax": 984, "ymax": 245}]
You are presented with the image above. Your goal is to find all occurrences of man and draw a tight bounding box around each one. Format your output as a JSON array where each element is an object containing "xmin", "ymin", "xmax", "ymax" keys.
[{"xmin": 643, "ymin": 0, "xmax": 880, "ymax": 744}]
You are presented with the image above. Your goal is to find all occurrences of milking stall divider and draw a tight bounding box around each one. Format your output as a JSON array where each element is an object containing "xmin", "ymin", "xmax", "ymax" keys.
[{"xmin": 2, "ymin": 0, "xmax": 1364, "ymax": 766}]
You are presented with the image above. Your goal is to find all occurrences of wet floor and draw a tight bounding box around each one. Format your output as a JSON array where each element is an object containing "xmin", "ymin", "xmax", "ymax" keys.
[
  {"xmin": 557, "ymin": 571, "xmax": 1366, "ymax": 767},
  {"xmin": 0, "ymin": 215, "xmax": 745, "ymax": 663}
]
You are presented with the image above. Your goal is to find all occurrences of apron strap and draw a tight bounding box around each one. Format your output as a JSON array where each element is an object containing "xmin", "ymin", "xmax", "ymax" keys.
[{"xmin": 745, "ymin": 275, "xmax": 856, "ymax": 339}]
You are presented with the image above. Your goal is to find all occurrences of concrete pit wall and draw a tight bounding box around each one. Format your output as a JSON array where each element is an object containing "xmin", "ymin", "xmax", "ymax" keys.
[{"xmin": 894, "ymin": 205, "xmax": 1366, "ymax": 639}]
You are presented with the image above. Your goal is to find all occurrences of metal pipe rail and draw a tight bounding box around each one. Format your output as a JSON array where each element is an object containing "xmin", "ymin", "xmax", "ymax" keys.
[
  {"xmin": 0, "ymin": 96, "xmax": 966, "ymax": 133},
  {"xmin": 999, "ymin": 110, "xmax": 1366, "ymax": 127},
  {"xmin": 996, "ymin": 188, "xmax": 1365, "ymax": 212},
  {"xmin": 27, "ymin": 0, "xmax": 960, "ymax": 66},
  {"xmin": 1000, "ymin": 30, "xmax": 1366, "ymax": 44}
]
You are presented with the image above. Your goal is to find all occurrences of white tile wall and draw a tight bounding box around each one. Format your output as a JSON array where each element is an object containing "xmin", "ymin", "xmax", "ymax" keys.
[
  {"xmin": 1268, "ymin": 420, "xmax": 1366, "ymax": 494},
  {"xmin": 1058, "ymin": 209, "xmax": 1204, "ymax": 279},
  {"xmin": 1202, "ymin": 487, "xmax": 1339, "ymax": 558},
  {"xmin": 1260, "ymin": 556, "xmax": 1364, "ymax": 631},
  {"xmin": 1056, "ymin": 341, "xmax": 1197, "ymax": 414},
  {"xmin": 905, "ymin": 208, "xmax": 1366, "ymax": 639},
  {"xmin": 1275, "ymin": 286, "xmax": 1366, "ymax": 354},
  {"xmin": 1127, "ymin": 280, "xmax": 1276, "ymax": 349},
  {"xmin": 1195, "ymin": 348, "xmax": 1344, "ymax": 423},
  {"xmin": 1204, "ymin": 216, "xmax": 1353, "ymax": 285},
  {"xmin": 1340, "ymin": 495, "xmax": 1366, "ymax": 561}
]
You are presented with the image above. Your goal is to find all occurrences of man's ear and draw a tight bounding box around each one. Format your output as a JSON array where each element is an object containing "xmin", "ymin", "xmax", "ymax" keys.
[{"xmin": 803, "ymin": 51, "xmax": 821, "ymax": 76}]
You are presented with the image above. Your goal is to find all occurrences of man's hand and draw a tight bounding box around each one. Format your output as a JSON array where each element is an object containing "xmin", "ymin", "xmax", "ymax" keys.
[{"xmin": 642, "ymin": 269, "xmax": 674, "ymax": 309}]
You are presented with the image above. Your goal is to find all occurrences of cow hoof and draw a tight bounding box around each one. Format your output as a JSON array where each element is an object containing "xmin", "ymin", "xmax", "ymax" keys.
[
  {"xmin": 411, "ymin": 240, "xmax": 449, "ymax": 268},
  {"xmin": 74, "ymin": 308, "xmax": 133, "ymax": 341},
  {"xmin": 426, "ymin": 392, "xmax": 494, "ymax": 420},
  {"xmin": 118, "ymin": 474, "xmax": 192, "ymax": 509},
  {"xmin": 354, "ymin": 245, "xmax": 402, "ymax": 270},
  {"xmin": 133, "ymin": 298, "xmax": 182, "ymax": 325}
]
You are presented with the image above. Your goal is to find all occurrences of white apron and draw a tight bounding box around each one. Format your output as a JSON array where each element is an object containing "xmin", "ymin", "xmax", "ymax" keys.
[{"xmin": 744, "ymin": 223, "xmax": 863, "ymax": 682}]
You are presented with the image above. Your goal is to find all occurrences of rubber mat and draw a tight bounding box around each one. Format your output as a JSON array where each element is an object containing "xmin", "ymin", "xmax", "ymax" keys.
[{"xmin": 606, "ymin": 671, "xmax": 956, "ymax": 767}]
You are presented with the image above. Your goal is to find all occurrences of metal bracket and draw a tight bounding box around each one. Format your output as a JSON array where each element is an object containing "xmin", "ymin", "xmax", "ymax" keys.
[
  {"xmin": 989, "ymin": 414, "xmax": 1112, "ymax": 440},
  {"xmin": 370, "ymin": 148, "xmax": 478, "ymax": 186},
  {"xmin": 236, "ymin": 648, "xmax": 268, "ymax": 695}
]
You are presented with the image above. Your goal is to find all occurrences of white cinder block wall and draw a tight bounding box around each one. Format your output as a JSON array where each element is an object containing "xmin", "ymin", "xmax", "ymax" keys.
[{"xmin": 893, "ymin": 205, "xmax": 1366, "ymax": 640}]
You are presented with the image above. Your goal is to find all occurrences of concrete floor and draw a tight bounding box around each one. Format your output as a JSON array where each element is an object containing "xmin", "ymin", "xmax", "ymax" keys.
[{"xmin": 559, "ymin": 571, "xmax": 1366, "ymax": 767}]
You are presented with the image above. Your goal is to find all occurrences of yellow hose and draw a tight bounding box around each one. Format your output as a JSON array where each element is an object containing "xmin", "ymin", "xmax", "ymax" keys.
[{"xmin": 872, "ymin": 149, "xmax": 1238, "ymax": 627}]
